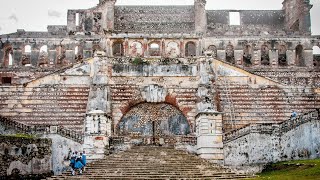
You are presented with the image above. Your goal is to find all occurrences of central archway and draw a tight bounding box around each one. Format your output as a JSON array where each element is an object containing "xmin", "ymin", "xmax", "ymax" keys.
[{"xmin": 118, "ymin": 103, "xmax": 191, "ymax": 137}]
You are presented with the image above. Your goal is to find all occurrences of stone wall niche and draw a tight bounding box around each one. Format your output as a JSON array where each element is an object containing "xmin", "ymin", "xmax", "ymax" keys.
[
  {"xmin": 196, "ymin": 112, "xmax": 224, "ymax": 164},
  {"xmin": 278, "ymin": 45, "xmax": 288, "ymax": 66},
  {"xmin": 261, "ymin": 45, "xmax": 270, "ymax": 65},
  {"xmin": 243, "ymin": 44, "xmax": 253, "ymax": 66},
  {"xmin": 295, "ymin": 45, "xmax": 305, "ymax": 66},
  {"xmin": 83, "ymin": 110, "xmax": 111, "ymax": 161},
  {"xmin": 185, "ymin": 41, "xmax": 196, "ymax": 57},
  {"xmin": 225, "ymin": 44, "xmax": 235, "ymax": 64}
]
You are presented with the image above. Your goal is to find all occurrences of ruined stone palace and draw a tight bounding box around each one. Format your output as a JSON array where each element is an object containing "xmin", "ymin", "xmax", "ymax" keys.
[{"xmin": 1, "ymin": 0, "xmax": 320, "ymax": 176}]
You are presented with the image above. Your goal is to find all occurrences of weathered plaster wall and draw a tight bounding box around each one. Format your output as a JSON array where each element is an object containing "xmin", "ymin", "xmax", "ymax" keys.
[
  {"xmin": 224, "ymin": 119, "xmax": 320, "ymax": 168},
  {"xmin": 0, "ymin": 136, "xmax": 52, "ymax": 178},
  {"xmin": 0, "ymin": 121, "xmax": 17, "ymax": 135},
  {"xmin": 41, "ymin": 134, "xmax": 82, "ymax": 175}
]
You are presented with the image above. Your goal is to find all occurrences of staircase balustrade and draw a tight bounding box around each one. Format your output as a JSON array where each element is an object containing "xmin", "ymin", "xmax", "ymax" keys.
[
  {"xmin": 0, "ymin": 115, "xmax": 84, "ymax": 143},
  {"xmin": 223, "ymin": 109, "xmax": 320, "ymax": 142}
]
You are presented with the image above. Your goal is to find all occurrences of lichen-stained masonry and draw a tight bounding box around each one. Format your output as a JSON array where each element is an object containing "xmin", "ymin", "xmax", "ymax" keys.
[{"xmin": 0, "ymin": 0, "xmax": 320, "ymax": 167}]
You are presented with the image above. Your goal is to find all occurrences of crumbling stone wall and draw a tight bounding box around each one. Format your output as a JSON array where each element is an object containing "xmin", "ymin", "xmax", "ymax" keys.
[
  {"xmin": 114, "ymin": 6, "xmax": 195, "ymax": 33},
  {"xmin": 224, "ymin": 111, "xmax": 320, "ymax": 168},
  {"xmin": 0, "ymin": 136, "xmax": 52, "ymax": 178},
  {"xmin": 207, "ymin": 10, "xmax": 285, "ymax": 36}
]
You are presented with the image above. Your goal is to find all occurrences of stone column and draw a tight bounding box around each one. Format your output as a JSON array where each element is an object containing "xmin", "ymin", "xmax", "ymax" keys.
[
  {"xmin": 287, "ymin": 50, "xmax": 295, "ymax": 66},
  {"xmin": 304, "ymin": 50, "xmax": 314, "ymax": 68},
  {"xmin": 196, "ymin": 57, "xmax": 224, "ymax": 164},
  {"xmin": 83, "ymin": 110, "xmax": 111, "ymax": 161},
  {"xmin": 196, "ymin": 112, "xmax": 224, "ymax": 164},
  {"xmin": 217, "ymin": 50, "xmax": 226, "ymax": 61},
  {"xmin": 124, "ymin": 38, "xmax": 129, "ymax": 57},
  {"xmin": 194, "ymin": 0, "xmax": 207, "ymax": 34},
  {"xmin": 270, "ymin": 50, "xmax": 279, "ymax": 67},
  {"xmin": 143, "ymin": 38, "xmax": 148, "ymax": 57},
  {"xmin": 234, "ymin": 50, "xmax": 243, "ymax": 65},
  {"xmin": 101, "ymin": 0, "xmax": 116, "ymax": 31},
  {"xmin": 253, "ymin": 50, "xmax": 261, "ymax": 66}
]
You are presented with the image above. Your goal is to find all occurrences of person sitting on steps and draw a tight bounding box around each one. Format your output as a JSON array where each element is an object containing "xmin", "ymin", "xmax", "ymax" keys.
[
  {"xmin": 74, "ymin": 151, "xmax": 84, "ymax": 175},
  {"xmin": 81, "ymin": 151, "xmax": 87, "ymax": 172},
  {"xmin": 291, "ymin": 110, "xmax": 297, "ymax": 119}
]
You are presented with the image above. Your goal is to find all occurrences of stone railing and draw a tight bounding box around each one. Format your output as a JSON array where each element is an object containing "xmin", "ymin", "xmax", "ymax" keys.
[
  {"xmin": 0, "ymin": 116, "xmax": 84, "ymax": 143},
  {"xmin": 223, "ymin": 109, "xmax": 320, "ymax": 143},
  {"xmin": 109, "ymin": 57, "xmax": 199, "ymax": 65},
  {"xmin": 109, "ymin": 135, "xmax": 197, "ymax": 146}
]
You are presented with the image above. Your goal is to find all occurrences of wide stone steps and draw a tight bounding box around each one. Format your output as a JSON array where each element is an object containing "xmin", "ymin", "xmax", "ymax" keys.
[
  {"xmin": 217, "ymin": 82, "xmax": 320, "ymax": 131},
  {"xmin": 0, "ymin": 85, "xmax": 90, "ymax": 132},
  {"xmin": 47, "ymin": 146, "xmax": 252, "ymax": 179}
]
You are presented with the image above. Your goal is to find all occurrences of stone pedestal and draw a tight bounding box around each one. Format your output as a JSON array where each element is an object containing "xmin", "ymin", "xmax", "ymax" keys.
[
  {"xmin": 196, "ymin": 112, "xmax": 224, "ymax": 164},
  {"xmin": 83, "ymin": 110, "xmax": 111, "ymax": 161}
]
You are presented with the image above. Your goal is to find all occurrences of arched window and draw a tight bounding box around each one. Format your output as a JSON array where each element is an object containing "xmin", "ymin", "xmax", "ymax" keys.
[
  {"xmin": 74, "ymin": 46, "xmax": 83, "ymax": 62},
  {"xmin": 129, "ymin": 42, "xmax": 143, "ymax": 57},
  {"xmin": 8, "ymin": 54, "xmax": 13, "ymax": 66},
  {"xmin": 39, "ymin": 45, "xmax": 49, "ymax": 66},
  {"xmin": 24, "ymin": 45, "xmax": 31, "ymax": 53},
  {"xmin": 75, "ymin": 46, "xmax": 79, "ymax": 55},
  {"xmin": 225, "ymin": 44, "xmax": 235, "ymax": 64},
  {"xmin": 207, "ymin": 45, "xmax": 217, "ymax": 58},
  {"xmin": 313, "ymin": 46, "xmax": 320, "ymax": 55},
  {"xmin": 278, "ymin": 45, "xmax": 287, "ymax": 66},
  {"xmin": 295, "ymin": 45, "xmax": 305, "ymax": 66},
  {"xmin": 149, "ymin": 42, "xmax": 160, "ymax": 56},
  {"xmin": 112, "ymin": 41, "xmax": 124, "ymax": 56},
  {"xmin": 261, "ymin": 45, "xmax": 270, "ymax": 65},
  {"xmin": 243, "ymin": 44, "xmax": 252, "ymax": 66},
  {"xmin": 313, "ymin": 46, "xmax": 320, "ymax": 67},
  {"xmin": 185, "ymin": 42, "xmax": 196, "ymax": 57},
  {"xmin": 166, "ymin": 42, "xmax": 180, "ymax": 58},
  {"xmin": 40, "ymin": 45, "xmax": 48, "ymax": 53}
]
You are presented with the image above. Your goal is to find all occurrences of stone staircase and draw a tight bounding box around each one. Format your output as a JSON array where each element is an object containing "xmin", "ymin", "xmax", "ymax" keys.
[
  {"xmin": 217, "ymin": 80, "xmax": 320, "ymax": 131},
  {"xmin": 48, "ymin": 146, "xmax": 253, "ymax": 179},
  {"xmin": 0, "ymin": 85, "xmax": 90, "ymax": 132}
]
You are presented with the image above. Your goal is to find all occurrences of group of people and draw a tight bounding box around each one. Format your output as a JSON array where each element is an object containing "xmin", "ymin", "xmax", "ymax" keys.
[{"xmin": 67, "ymin": 150, "xmax": 87, "ymax": 176}]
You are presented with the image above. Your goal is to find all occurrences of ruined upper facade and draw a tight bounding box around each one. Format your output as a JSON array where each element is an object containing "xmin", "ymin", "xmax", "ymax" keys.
[
  {"xmin": 0, "ymin": 0, "xmax": 320, "ymax": 164},
  {"xmin": 0, "ymin": 0, "xmax": 318, "ymax": 76}
]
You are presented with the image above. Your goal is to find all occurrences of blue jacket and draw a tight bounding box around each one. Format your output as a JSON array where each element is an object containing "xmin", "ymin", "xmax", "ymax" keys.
[
  {"xmin": 74, "ymin": 160, "xmax": 84, "ymax": 169},
  {"xmin": 82, "ymin": 154, "xmax": 87, "ymax": 166}
]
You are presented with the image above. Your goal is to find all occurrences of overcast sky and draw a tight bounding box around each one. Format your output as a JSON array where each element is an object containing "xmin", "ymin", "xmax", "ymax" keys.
[{"xmin": 0, "ymin": 0, "xmax": 319, "ymax": 35}]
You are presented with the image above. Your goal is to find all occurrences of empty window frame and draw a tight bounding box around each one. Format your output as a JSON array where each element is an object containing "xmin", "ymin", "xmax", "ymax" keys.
[{"xmin": 229, "ymin": 12, "xmax": 240, "ymax": 26}]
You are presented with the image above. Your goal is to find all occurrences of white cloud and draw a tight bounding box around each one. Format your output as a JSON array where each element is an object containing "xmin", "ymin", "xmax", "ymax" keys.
[
  {"xmin": 48, "ymin": 10, "xmax": 62, "ymax": 18},
  {"xmin": 8, "ymin": 14, "xmax": 18, "ymax": 22}
]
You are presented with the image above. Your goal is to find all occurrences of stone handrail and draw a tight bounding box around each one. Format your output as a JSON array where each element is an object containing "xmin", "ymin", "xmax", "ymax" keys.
[
  {"xmin": 109, "ymin": 57, "xmax": 199, "ymax": 65},
  {"xmin": 0, "ymin": 116, "xmax": 84, "ymax": 143},
  {"xmin": 223, "ymin": 109, "xmax": 320, "ymax": 143},
  {"xmin": 109, "ymin": 135, "xmax": 197, "ymax": 146}
]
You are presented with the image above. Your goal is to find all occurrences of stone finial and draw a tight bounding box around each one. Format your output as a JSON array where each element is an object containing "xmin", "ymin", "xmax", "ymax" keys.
[
  {"xmin": 195, "ymin": 0, "xmax": 206, "ymax": 5},
  {"xmin": 99, "ymin": 0, "xmax": 116, "ymax": 5}
]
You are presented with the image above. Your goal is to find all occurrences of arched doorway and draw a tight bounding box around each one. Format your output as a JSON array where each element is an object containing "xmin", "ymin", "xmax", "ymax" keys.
[{"xmin": 118, "ymin": 103, "xmax": 191, "ymax": 143}]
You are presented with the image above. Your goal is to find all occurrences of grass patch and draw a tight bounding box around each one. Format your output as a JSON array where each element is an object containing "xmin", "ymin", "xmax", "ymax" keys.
[
  {"xmin": 2, "ymin": 133, "xmax": 36, "ymax": 139},
  {"xmin": 252, "ymin": 159, "xmax": 320, "ymax": 180}
]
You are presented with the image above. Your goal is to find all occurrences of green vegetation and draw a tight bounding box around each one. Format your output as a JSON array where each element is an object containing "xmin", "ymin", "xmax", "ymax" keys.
[
  {"xmin": 1, "ymin": 133, "xmax": 35, "ymax": 139},
  {"xmin": 252, "ymin": 159, "xmax": 320, "ymax": 180},
  {"xmin": 132, "ymin": 57, "xmax": 149, "ymax": 65}
]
